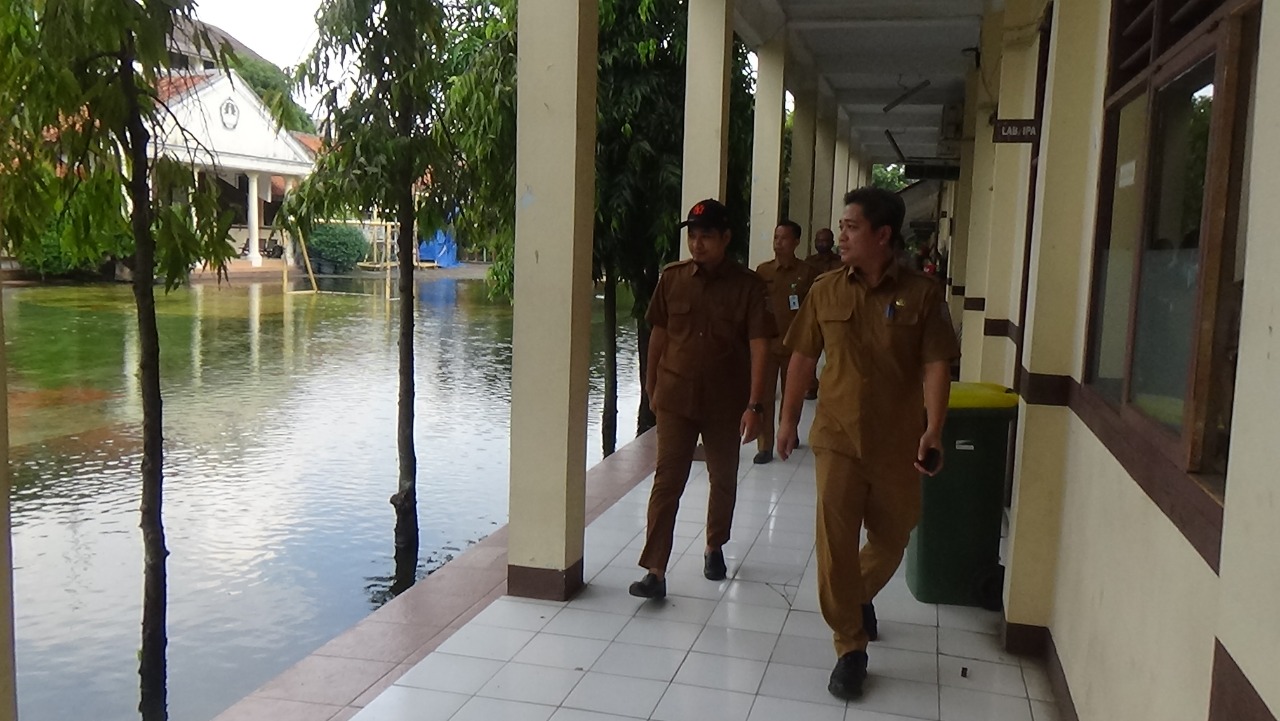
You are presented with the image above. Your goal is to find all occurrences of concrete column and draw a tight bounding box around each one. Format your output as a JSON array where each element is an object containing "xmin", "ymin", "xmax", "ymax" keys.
[
  {"xmin": 249, "ymin": 282, "xmax": 262, "ymax": 375},
  {"xmin": 192, "ymin": 283, "xmax": 203, "ymax": 387},
  {"xmin": 748, "ymin": 32, "xmax": 787, "ymax": 269},
  {"xmin": 847, "ymin": 153, "xmax": 861, "ymax": 192},
  {"xmin": 810, "ymin": 99, "xmax": 837, "ymax": 246},
  {"xmin": 0, "ymin": 286, "xmax": 18, "ymax": 721},
  {"xmin": 949, "ymin": 105, "xmax": 976, "ymax": 325},
  {"xmin": 508, "ymin": 0, "xmax": 598, "ymax": 600},
  {"xmin": 283, "ymin": 177, "xmax": 299, "ymax": 268},
  {"xmin": 958, "ymin": 9, "xmax": 1004, "ymax": 382},
  {"xmin": 788, "ymin": 86, "xmax": 817, "ymax": 248},
  {"xmin": 246, "ymin": 172, "xmax": 262, "ymax": 268},
  {"xmin": 1004, "ymin": 0, "xmax": 1110, "ymax": 634},
  {"xmin": 680, "ymin": 0, "xmax": 733, "ymax": 260},
  {"xmin": 832, "ymin": 131, "xmax": 851, "ymax": 227},
  {"xmin": 982, "ymin": 1, "xmax": 1040, "ymax": 387}
]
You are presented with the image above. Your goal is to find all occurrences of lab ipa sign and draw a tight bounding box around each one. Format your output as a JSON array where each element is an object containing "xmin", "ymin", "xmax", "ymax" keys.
[{"xmin": 993, "ymin": 119, "xmax": 1040, "ymax": 143}]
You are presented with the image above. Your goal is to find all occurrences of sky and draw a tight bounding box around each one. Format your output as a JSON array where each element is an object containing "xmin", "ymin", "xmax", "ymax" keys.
[{"xmin": 194, "ymin": 0, "xmax": 323, "ymax": 70}]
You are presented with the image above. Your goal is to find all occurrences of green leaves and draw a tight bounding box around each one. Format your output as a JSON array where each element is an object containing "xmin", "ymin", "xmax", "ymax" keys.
[
  {"xmin": 284, "ymin": 0, "xmax": 452, "ymax": 253},
  {"xmin": 0, "ymin": 0, "xmax": 238, "ymax": 288}
]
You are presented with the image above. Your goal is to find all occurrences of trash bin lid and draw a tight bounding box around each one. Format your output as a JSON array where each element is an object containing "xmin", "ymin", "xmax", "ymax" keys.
[{"xmin": 950, "ymin": 382, "xmax": 1019, "ymax": 410}]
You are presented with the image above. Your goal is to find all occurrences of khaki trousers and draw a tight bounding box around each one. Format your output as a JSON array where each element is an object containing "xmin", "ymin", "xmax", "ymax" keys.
[
  {"xmin": 814, "ymin": 448, "xmax": 922, "ymax": 656},
  {"xmin": 758, "ymin": 351, "xmax": 791, "ymax": 452},
  {"xmin": 638, "ymin": 411, "xmax": 741, "ymax": 571}
]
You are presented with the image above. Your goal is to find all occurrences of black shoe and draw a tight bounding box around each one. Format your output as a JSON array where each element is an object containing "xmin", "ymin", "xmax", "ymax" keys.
[
  {"xmin": 828, "ymin": 651, "xmax": 868, "ymax": 700},
  {"xmin": 862, "ymin": 602, "xmax": 878, "ymax": 642},
  {"xmin": 703, "ymin": 549, "xmax": 727, "ymax": 581},
  {"xmin": 628, "ymin": 573, "xmax": 666, "ymax": 599},
  {"xmin": 753, "ymin": 450, "xmax": 773, "ymax": 464}
]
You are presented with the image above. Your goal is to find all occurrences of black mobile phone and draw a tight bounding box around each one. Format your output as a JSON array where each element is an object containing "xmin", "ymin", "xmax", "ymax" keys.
[{"xmin": 920, "ymin": 448, "xmax": 941, "ymax": 474}]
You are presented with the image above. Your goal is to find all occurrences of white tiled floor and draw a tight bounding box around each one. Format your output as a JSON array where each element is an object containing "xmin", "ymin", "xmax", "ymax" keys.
[{"xmin": 353, "ymin": 417, "xmax": 1056, "ymax": 721}]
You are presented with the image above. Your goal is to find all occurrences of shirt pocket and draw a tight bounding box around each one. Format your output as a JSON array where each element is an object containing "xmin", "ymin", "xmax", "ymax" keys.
[
  {"xmin": 667, "ymin": 300, "xmax": 694, "ymax": 336},
  {"xmin": 882, "ymin": 308, "xmax": 923, "ymax": 360},
  {"xmin": 817, "ymin": 304, "xmax": 855, "ymax": 346}
]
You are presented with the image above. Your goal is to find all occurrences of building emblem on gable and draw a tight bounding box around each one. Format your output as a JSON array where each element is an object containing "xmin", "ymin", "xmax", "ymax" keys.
[{"xmin": 220, "ymin": 98, "xmax": 240, "ymax": 130}]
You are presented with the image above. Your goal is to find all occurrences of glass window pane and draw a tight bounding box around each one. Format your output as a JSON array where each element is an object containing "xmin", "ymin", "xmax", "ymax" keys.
[
  {"xmin": 1087, "ymin": 93, "xmax": 1149, "ymax": 403},
  {"xmin": 1130, "ymin": 59, "xmax": 1216, "ymax": 429}
]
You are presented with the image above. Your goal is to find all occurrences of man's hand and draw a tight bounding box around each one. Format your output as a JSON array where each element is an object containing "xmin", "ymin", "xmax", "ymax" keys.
[
  {"xmin": 740, "ymin": 410, "xmax": 761, "ymax": 445},
  {"xmin": 777, "ymin": 423, "xmax": 800, "ymax": 460},
  {"xmin": 914, "ymin": 428, "xmax": 944, "ymax": 476}
]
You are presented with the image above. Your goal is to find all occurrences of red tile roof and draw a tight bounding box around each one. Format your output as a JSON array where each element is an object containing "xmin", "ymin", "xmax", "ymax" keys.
[{"xmin": 155, "ymin": 70, "xmax": 220, "ymax": 104}]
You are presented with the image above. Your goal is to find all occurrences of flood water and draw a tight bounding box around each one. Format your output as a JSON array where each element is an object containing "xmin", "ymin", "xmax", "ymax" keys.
[{"xmin": 3, "ymin": 274, "xmax": 641, "ymax": 721}]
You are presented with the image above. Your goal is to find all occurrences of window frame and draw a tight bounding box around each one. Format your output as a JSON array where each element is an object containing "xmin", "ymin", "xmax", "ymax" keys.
[{"xmin": 1082, "ymin": 0, "xmax": 1259, "ymax": 505}]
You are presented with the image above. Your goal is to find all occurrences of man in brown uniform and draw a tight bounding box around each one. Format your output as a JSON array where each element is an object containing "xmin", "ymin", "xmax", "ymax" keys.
[
  {"xmin": 805, "ymin": 228, "xmax": 844, "ymax": 274},
  {"xmin": 753, "ymin": 219, "xmax": 818, "ymax": 465},
  {"xmin": 629, "ymin": 199, "xmax": 776, "ymax": 599},
  {"xmin": 778, "ymin": 188, "xmax": 960, "ymax": 700}
]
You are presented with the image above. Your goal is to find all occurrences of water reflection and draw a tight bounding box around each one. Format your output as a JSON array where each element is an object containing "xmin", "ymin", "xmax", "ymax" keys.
[{"xmin": 4, "ymin": 277, "xmax": 640, "ymax": 721}]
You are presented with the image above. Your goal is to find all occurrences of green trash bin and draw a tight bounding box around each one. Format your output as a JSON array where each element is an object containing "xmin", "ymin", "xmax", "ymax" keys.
[{"xmin": 905, "ymin": 382, "xmax": 1019, "ymax": 610}]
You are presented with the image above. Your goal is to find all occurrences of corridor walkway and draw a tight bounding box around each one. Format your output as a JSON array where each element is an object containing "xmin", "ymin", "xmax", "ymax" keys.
[{"xmin": 347, "ymin": 414, "xmax": 1058, "ymax": 721}]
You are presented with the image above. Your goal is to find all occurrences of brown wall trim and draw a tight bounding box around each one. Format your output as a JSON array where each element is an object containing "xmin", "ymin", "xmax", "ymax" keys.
[
  {"xmin": 1018, "ymin": 368, "xmax": 1074, "ymax": 406},
  {"xmin": 1069, "ymin": 385, "xmax": 1223, "ymax": 572},
  {"xmin": 1003, "ymin": 621, "xmax": 1050, "ymax": 657},
  {"xmin": 1047, "ymin": 634, "xmax": 1082, "ymax": 721},
  {"xmin": 507, "ymin": 558, "xmax": 584, "ymax": 602},
  {"xmin": 963, "ymin": 296, "xmax": 986, "ymax": 311},
  {"xmin": 1210, "ymin": 640, "xmax": 1279, "ymax": 721},
  {"xmin": 951, "ymin": 284, "xmax": 966, "ymax": 296},
  {"xmin": 984, "ymin": 318, "xmax": 1023, "ymax": 343}
]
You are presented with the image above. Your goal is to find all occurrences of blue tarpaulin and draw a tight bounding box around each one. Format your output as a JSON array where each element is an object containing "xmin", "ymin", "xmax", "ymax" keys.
[{"xmin": 418, "ymin": 228, "xmax": 460, "ymax": 268}]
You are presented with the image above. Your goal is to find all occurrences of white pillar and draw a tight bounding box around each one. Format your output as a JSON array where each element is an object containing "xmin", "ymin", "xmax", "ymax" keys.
[
  {"xmin": 847, "ymin": 153, "xmax": 861, "ymax": 193},
  {"xmin": 249, "ymin": 282, "xmax": 261, "ymax": 375},
  {"xmin": 749, "ymin": 32, "xmax": 787, "ymax": 269},
  {"xmin": 283, "ymin": 177, "xmax": 298, "ymax": 269},
  {"xmin": 508, "ymin": 0, "xmax": 598, "ymax": 600},
  {"xmin": 0, "ymin": 285, "xmax": 19, "ymax": 721},
  {"xmin": 191, "ymin": 283, "xmax": 203, "ymax": 387},
  {"xmin": 788, "ymin": 86, "xmax": 817, "ymax": 250},
  {"xmin": 832, "ymin": 131, "xmax": 851, "ymax": 228},
  {"xmin": 810, "ymin": 99, "xmax": 836, "ymax": 244},
  {"xmin": 246, "ymin": 172, "xmax": 262, "ymax": 268},
  {"xmin": 680, "ymin": 0, "xmax": 733, "ymax": 259}
]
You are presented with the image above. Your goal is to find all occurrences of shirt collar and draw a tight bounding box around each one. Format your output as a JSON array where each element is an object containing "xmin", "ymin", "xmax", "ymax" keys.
[
  {"xmin": 846, "ymin": 258, "xmax": 900, "ymax": 290},
  {"xmin": 693, "ymin": 259, "xmax": 735, "ymax": 278}
]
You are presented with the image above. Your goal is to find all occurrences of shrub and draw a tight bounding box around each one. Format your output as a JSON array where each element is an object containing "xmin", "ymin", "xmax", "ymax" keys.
[
  {"xmin": 12, "ymin": 209, "xmax": 128, "ymax": 279},
  {"xmin": 306, "ymin": 224, "xmax": 368, "ymax": 272}
]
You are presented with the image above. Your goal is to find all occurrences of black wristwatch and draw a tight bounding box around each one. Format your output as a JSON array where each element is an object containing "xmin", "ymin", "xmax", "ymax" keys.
[{"xmin": 748, "ymin": 403, "xmax": 765, "ymax": 414}]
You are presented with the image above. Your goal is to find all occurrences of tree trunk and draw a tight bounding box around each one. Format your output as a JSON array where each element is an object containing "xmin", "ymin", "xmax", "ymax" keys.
[
  {"xmin": 636, "ymin": 317, "xmax": 656, "ymax": 436},
  {"xmin": 388, "ymin": 99, "xmax": 419, "ymax": 595},
  {"xmin": 635, "ymin": 259, "xmax": 660, "ymax": 436},
  {"xmin": 603, "ymin": 268, "xmax": 618, "ymax": 457},
  {"xmin": 122, "ymin": 42, "xmax": 168, "ymax": 721}
]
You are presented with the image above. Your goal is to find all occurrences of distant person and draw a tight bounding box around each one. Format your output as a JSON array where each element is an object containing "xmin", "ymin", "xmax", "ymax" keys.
[
  {"xmin": 806, "ymin": 228, "xmax": 843, "ymax": 274},
  {"xmin": 778, "ymin": 187, "xmax": 960, "ymax": 701},
  {"xmin": 629, "ymin": 199, "xmax": 776, "ymax": 599},
  {"xmin": 752, "ymin": 220, "xmax": 818, "ymax": 465}
]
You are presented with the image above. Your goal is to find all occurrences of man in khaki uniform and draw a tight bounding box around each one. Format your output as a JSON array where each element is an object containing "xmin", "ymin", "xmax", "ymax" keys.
[
  {"xmin": 753, "ymin": 219, "xmax": 818, "ymax": 465},
  {"xmin": 630, "ymin": 199, "xmax": 776, "ymax": 599},
  {"xmin": 778, "ymin": 188, "xmax": 960, "ymax": 700},
  {"xmin": 805, "ymin": 227, "xmax": 844, "ymax": 274}
]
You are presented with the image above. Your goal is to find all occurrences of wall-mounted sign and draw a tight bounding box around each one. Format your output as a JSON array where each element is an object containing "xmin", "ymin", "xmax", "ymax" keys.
[
  {"xmin": 220, "ymin": 98, "xmax": 240, "ymax": 130},
  {"xmin": 993, "ymin": 119, "xmax": 1039, "ymax": 143}
]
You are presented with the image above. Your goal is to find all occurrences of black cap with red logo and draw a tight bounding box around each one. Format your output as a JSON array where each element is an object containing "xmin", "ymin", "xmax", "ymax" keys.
[{"xmin": 678, "ymin": 199, "xmax": 730, "ymax": 230}]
